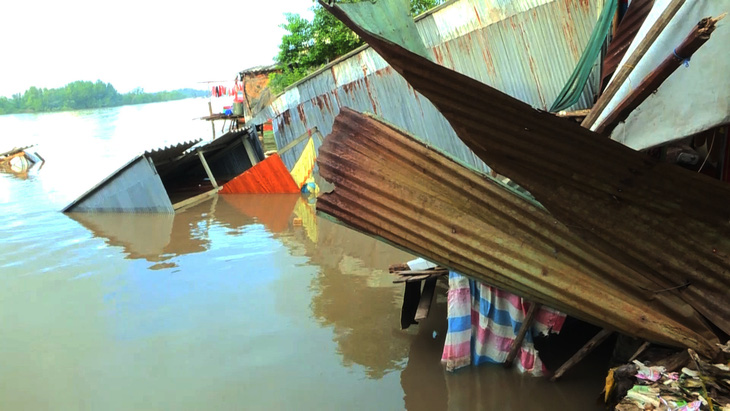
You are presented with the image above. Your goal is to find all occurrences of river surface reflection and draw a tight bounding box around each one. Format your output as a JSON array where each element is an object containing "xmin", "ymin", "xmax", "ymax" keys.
[{"xmin": 0, "ymin": 101, "xmax": 604, "ymax": 410}]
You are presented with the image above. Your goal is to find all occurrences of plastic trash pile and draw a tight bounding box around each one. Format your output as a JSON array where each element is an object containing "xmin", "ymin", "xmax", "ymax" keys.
[{"xmin": 614, "ymin": 343, "xmax": 730, "ymax": 411}]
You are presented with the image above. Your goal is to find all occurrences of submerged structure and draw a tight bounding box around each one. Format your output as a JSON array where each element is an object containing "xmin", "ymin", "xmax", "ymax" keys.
[{"xmin": 63, "ymin": 128, "xmax": 265, "ymax": 213}]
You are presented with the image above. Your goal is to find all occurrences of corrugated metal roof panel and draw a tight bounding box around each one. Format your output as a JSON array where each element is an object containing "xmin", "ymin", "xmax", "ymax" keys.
[
  {"xmin": 317, "ymin": 108, "xmax": 718, "ymax": 355},
  {"xmin": 63, "ymin": 155, "xmax": 174, "ymax": 213},
  {"xmin": 252, "ymin": 0, "xmax": 605, "ymax": 174},
  {"xmin": 340, "ymin": 11, "xmax": 730, "ymax": 340},
  {"xmin": 144, "ymin": 139, "xmax": 201, "ymax": 165}
]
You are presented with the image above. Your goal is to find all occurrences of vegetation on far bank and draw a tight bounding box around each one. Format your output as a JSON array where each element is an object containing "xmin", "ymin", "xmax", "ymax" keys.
[
  {"xmin": 0, "ymin": 81, "xmax": 208, "ymax": 115},
  {"xmin": 269, "ymin": 0, "xmax": 443, "ymax": 93}
]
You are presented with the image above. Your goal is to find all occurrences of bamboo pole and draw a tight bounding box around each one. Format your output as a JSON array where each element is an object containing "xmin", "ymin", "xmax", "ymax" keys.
[
  {"xmin": 581, "ymin": 0, "xmax": 687, "ymax": 128},
  {"xmin": 594, "ymin": 16, "xmax": 722, "ymax": 135}
]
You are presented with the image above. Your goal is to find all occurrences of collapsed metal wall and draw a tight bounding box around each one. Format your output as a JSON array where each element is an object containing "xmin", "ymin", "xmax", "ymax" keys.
[{"xmin": 251, "ymin": 0, "xmax": 606, "ymax": 172}]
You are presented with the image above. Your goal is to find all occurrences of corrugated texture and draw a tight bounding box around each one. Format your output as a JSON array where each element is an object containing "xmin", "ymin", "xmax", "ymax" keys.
[
  {"xmin": 252, "ymin": 0, "xmax": 605, "ymax": 173},
  {"xmin": 143, "ymin": 139, "xmax": 201, "ymax": 165},
  {"xmin": 64, "ymin": 156, "xmax": 174, "ymax": 213},
  {"xmin": 316, "ymin": 108, "xmax": 718, "ymax": 355},
  {"xmin": 239, "ymin": 64, "xmax": 279, "ymax": 76},
  {"xmin": 601, "ymin": 0, "xmax": 655, "ymax": 89},
  {"xmin": 156, "ymin": 129, "xmax": 262, "ymax": 185},
  {"xmin": 333, "ymin": 9, "xmax": 730, "ymax": 339},
  {"xmin": 219, "ymin": 153, "xmax": 299, "ymax": 194}
]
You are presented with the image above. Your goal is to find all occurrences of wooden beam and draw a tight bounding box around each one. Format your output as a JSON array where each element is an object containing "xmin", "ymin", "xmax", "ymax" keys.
[
  {"xmin": 555, "ymin": 109, "xmax": 591, "ymax": 118},
  {"xmin": 400, "ymin": 281, "xmax": 421, "ymax": 329},
  {"xmin": 414, "ymin": 277, "xmax": 438, "ymax": 321},
  {"xmin": 504, "ymin": 302, "xmax": 542, "ymax": 368},
  {"xmin": 278, "ymin": 128, "xmax": 318, "ymax": 155},
  {"xmin": 628, "ymin": 341, "xmax": 651, "ymax": 362},
  {"xmin": 551, "ymin": 329, "xmax": 614, "ymax": 381},
  {"xmin": 172, "ymin": 188, "xmax": 219, "ymax": 211},
  {"xmin": 197, "ymin": 150, "xmax": 218, "ymax": 188},
  {"xmin": 242, "ymin": 136, "xmax": 259, "ymax": 166},
  {"xmin": 582, "ymin": 0, "xmax": 687, "ymax": 128},
  {"xmin": 208, "ymin": 101, "xmax": 216, "ymax": 139}
]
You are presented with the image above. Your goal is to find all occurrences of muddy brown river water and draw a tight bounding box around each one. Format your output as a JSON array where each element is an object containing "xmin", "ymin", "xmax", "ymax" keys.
[{"xmin": 0, "ymin": 100, "xmax": 606, "ymax": 410}]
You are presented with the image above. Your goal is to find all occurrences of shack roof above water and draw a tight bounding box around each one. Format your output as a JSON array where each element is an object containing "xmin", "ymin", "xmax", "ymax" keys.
[{"xmin": 144, "ymin": 139, "xmax": 201, "ymax": 165}]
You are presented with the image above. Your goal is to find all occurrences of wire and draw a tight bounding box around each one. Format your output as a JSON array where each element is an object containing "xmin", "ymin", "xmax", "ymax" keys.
[{"xmin": 697, "ymin": 134, "xmax": 715, "ymax": 173}]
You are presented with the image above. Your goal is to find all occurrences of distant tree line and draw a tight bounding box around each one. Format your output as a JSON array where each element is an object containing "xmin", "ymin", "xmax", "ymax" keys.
[
  {"xmin": 269, "ymin": 0, "xmax": 443, "ymax": 93},
  {"xmin": 0, "ymin": 81, "xmax": 208, "ymax": 115}
]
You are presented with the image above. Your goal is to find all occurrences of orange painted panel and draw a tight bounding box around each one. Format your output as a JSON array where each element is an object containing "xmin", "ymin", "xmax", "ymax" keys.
[{"xmin": 220, "ymin": 153, "xmax": 300, "ymax": 194}]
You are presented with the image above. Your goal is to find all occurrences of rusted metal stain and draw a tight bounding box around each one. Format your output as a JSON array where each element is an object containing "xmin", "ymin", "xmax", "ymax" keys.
[
  {"xmin": 330, "ymin": 7, "xmax": 730, "ymax": 338},
  {"xmin": 362, "ymin": 65, "xmax": 379, "ymax": 115},
  {"xmin": 296, "ymin": 105, "xmax": 308, "ymax": 127},
  {"xmin": 316, "ymin": 108, "xmax": 719, "ymax": 356},
  {"xmin": 255, "ymin": 0, "xmax": 605, "ymax": 174}
]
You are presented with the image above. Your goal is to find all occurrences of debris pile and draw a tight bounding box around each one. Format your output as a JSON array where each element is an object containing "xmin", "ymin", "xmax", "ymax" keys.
[
  {"xmin": 612, "ymin": 345, "xmax": 730, "ymax": 410},
  {"xmin": 0, "ymin": 146, "xmax": 44, "ymax": 174}
]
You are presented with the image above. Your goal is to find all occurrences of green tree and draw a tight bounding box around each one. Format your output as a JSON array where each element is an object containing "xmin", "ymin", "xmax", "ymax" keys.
[
  {"xmin": 270, "ymin": 0, "xmax": 443, "ymax": 93},
  {"xmin": 0, "ymin": 81, "xmax": 207, "ymax": 116}
]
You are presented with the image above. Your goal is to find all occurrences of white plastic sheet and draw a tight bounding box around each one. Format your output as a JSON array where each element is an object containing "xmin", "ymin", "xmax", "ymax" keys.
[{"xmin": 592, "ymin": 0, "xmax": 730, "ymax": 150}]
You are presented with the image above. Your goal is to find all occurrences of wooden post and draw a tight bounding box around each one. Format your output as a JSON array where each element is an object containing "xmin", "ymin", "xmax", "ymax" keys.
[
  {"xmin": 197, "ymin": 150, "xmax": 218, "ymax": 188},
  {"xmin": 208, "ymin": 101, "xmax": 216, "ymax": 140},
  {"xmin": 414, "ymin": 277, "xmax": 438, "ymax": 321},
  {"xmin": 242, "ymin": 136, "xmax": 259, "ymax": 166},
  {"xmin": 551, "ymin": 329, "xmax": 613, "ymax": 381},
  {"xmin": 504, "ymin": 302, "xmax": 542, "ymax": 368}
]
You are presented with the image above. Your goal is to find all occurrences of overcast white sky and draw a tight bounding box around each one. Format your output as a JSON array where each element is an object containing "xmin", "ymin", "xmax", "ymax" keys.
[{"xmin": 0, "ymin": 0, "xmax": 314, "ymax": 97}]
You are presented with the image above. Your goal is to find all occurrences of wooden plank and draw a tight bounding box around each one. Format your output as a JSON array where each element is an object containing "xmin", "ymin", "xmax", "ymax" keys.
[
  {"xmin": 278, "ymin": 128, "xmax": 318, "ymax": 156},
  {"xmin": 400, "ymin": 281, "xmax": 421, "ymax": 329},
  {"xmin": 627, "ymin": 341, "xmax": 651, "ymax": 362},
  {"xmin": 391, "ymin": 269, "xmax": 449, "ymax": 276},
  {"xmin": 393, "ymin": 274, "xmax": 431, "ymax": 283},
  {"xmin": 504, "ymin": 302, "xmax": 542, "ymax": 368},
  {"xmin": 555, "ymin": 109, "xmax": 591, "ymax": 118},
  {"xmin": 551, "ymin": 329, "xmax": 614, "ymax": 381},
  {"xmin": 582, "ymin": 0, "xmax": 687, "ymax": 128},
  {"xmin": 197, "ymin": 150, "xmax": 219, "ymax": 188},
  {"xmin": 172, "ymin": 188, "xmax": 219, "ymax": 211},
  {"xmin": 414, "ymin": 277, "xmax": 437, "ymax": 321}
]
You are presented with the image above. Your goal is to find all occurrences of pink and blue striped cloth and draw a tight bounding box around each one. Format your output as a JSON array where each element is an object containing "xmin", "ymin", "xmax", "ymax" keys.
[{"xmin": 441, "ymin": 272, "xmax": 566, "ymax": 376}]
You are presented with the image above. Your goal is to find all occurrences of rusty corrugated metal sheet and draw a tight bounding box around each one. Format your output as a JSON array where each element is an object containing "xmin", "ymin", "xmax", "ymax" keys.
[
  {"xmin": 316, "ymin": 108, "xmax": 718, "ymax": 355},
  {"xmin": 601, "ymin": 0, "xmax": 655, "ymax": 89},
  {"xmin": 251, "ymin": 0, "xmax": 606, "ymax": 173},
  {"xmin": 330, "ymin": 4, "xmax": 730, "ymax": 340}
]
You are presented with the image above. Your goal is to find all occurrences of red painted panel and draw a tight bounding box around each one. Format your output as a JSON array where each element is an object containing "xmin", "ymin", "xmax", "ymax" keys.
[{"xmin": 220, "ymin": 153, "xmax": 300, "ymax": 194}]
